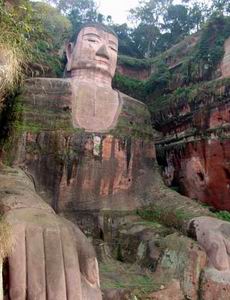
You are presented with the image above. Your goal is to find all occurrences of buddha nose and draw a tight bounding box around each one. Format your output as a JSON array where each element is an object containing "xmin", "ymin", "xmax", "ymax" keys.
[{"xmin": 96, "ymin": 44, "xmax": 110, "ymax": 60}]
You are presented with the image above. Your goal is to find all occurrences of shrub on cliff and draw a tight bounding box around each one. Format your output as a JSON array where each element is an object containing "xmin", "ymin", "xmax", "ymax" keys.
[
  {"xmin": 0, "ymin": 0, "xmax": 33, "ymax": 107},
  {"xmin": 30, "ymin": 2, "xmax": 72, "ymax": 77},
  {"xmin": 0, "ymin": 0, "xmax": 72, "ymax": 82}
]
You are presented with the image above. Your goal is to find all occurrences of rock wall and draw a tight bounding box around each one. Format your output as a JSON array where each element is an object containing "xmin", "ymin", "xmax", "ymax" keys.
[
  {"xmin": 146, "ymin": 33, "xmax": 230, "ymax": 211},
  {"xmin": 155, "ymin": 80, "xmax": 230, "ymax": 210}
]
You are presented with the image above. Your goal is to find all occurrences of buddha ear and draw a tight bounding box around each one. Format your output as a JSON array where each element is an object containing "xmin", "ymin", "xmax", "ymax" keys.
[{"xmin": 66, "ymin": 42, "xmax": 74, "ymax": 71}]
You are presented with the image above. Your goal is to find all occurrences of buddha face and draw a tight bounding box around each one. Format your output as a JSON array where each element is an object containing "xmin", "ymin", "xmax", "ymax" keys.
[{"xmin": 66, "ymin": 26, "xmax": 118, "ymax": 78}]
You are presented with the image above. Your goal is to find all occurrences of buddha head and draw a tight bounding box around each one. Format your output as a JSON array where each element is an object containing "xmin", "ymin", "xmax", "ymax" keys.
[{"xmin": 66, "ymin": 24, "xmax": 118, "ymax": 80}]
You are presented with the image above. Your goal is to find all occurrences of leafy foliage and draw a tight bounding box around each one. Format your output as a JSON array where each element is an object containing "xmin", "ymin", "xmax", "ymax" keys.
[
  {"xmin": 111, "ymin": 23, "xmax": 141, "ymax": 57},
  {"xmin": 211, "ymin": 0, "xmax": 230, "ymax": 15},
  {"xmin": 0, "ymin": 0, "xmax": 38, "ymax": 53},
  {"xmin": 0, "ymin": 1, "xmax": 72, "ymax": 78},
  {"xmin": 118, "ymin": 55, "xmax": 151, "ymax": 69},
  {"xmin": 129, "ymin": 0, "xmax": 210, "ymax": 57},
  {"xmin": 194, "ymin": 15, "xmax": 230, "ymax": 77},
  {"xmin": 30, "ymin": 2, "xmax": 72, "ymax": 76},
  {"xmin": 112, "ymin": 73, "xmax": 146, "ymax": 100},
  {"xmin": 0, "ymin": 0, "xmax": 41, "ymax": 104},
  {"xmin": 215, "ymin": 210, "xmax": 230, "ymax": 222},
  {"xmin": 67, "ymin": 0, "xmax": 98, "ymax": 38}
]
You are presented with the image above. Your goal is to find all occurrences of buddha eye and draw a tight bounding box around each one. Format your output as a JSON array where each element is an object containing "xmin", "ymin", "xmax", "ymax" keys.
[
  {"xmin": 109, "ymin": 46, "xmax": 117, "ymax": 52},
  {"xmin": 88, "ymin": 39, "xmax": 98, "ymax": 43}
]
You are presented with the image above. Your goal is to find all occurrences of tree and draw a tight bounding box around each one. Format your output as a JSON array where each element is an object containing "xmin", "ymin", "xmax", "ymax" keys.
[
  {"xmin": 188, "ymin": 2, "xmax": 207, "ymax": 31},
  {"xmin": 128, "ymin": 0, "xmax": 213, "ymax": 57},
  {"xmin": 67, "ymin": 0, "xmax": 99, "ymax": 38},
  {"xmin": 43, "ymin": 0, "xmax": 95, "ymax": 14},
  {"xmin": 111, "ymin": 23, "xmax": 141, "ymax": 57},
  {"xmin": 129, "ymin": 0, "xmax": 173, "ymax": 26},
  {"xmin": 132, "ymin": 23, "xmax": 161, "ymax": 57},
  {"xmin": 32, "ymin": 2, "xmax": 72, "ymax": 49},
  {"xmin": 163, "ymin": 5, "xmax": 191, "ymax": 43},
  {"xmin": 211, "ymin": 0, "xmax": 230, "ymax": 15}
]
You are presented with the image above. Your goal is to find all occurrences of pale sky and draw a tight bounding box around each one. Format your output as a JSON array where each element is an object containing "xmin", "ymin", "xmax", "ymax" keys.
[{"xmin": 97, "ymin": 0, "xmax": 140, "ymax": 24}]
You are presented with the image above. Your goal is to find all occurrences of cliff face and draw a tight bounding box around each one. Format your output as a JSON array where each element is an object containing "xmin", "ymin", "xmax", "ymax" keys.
[
  {"xmin": 153, "ymin": 38, "xmax": 230, "ymax": 210},
  {"xmin": 155, "ymin": 83, "xmax": 230, "ymax": 209}
]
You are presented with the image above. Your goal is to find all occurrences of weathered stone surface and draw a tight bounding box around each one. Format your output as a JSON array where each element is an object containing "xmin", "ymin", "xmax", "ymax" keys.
[
  {"xmin": 103, "ymin": 288, "xmax": 132, "ymax": 300},
  {"xmin": 157, "ymin": 233, "xmax": 207, "ymax": 299},
  {"xmin": 147, "ymin": 280, "xmax": 184, "ymax": 300},
  {"xmin": 97, "ymin": 216, "xmax": 207, "ymax": 300},
  {"xmin": 188, "ymin": 217, "xmax": 230, "ymax": 271},
  {"xmin": 71, "ymin": 82, "xmax": 121, "ymax": 132},
  {"xmin": 155, "ymin": 84, "xmax": 230, "ymax": 210},
  {"xmin": 171, "ymin": 139, "xmax": 230, "ymax": 210},
  {"xmin": 12, "ymin": 77, "xmax": 155, "ymax": 212},
  {"xmin": 66, "ymin": 25, "xmax": 120, "ymax": 132},
  {"xmin": 200, "ymin": 268, "xmax": 230, "ymax": 300}
]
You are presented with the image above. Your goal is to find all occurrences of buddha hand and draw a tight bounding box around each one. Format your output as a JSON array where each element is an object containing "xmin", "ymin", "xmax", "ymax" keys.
[{"xmin": 5, "ymin": 207, "xmax": 102, "ymax": 300}]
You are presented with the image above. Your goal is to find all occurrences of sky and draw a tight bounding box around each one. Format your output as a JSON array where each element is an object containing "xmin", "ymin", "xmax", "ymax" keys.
[{"xmin": 97, "ymin": 0, "xmax": 140, "ymax": 24}]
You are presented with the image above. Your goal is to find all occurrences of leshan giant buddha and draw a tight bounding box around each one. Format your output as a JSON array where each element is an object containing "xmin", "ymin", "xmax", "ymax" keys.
[
  {"xmin": 4, "ymin": 23, "xmax": 230, "ymax": 299},
  {"xmin": 16, "ymin": 23, "xmax": 155, "ymax": 213}
]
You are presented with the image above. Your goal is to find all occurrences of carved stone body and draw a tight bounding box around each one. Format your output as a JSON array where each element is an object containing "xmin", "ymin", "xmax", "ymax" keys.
[
  {"xmin": 2, "ymin": 23, "xmax": 230, "ymax": 299},
  {"xmin": 15, "ymin": 78, "xmax": 155, "ymax": 213}
]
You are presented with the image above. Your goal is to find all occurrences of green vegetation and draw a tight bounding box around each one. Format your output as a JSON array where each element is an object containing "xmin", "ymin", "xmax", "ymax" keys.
[
  {"xmin": 113, "ymin": 74, "xmax": 146, "ymax": 100},
  {"xmin": 191, "ymin": 15, "xmax": 230, "ymax": 79},
  {"xmin": 0, "ymin": 1, "xmax": 72, "ymax": 79},
  {"xmin": 0, "ymin": 0, "xmax": 36, "ymax": 55},
  {"xmin": 215, "ymin": 210, "xmax": 230, "ymax": 222},
  {"xmin": 150, "ymin": 77, "xmax": 230, "ymax": 113},
  {"xmin": 31, "ymin": 2, "xmax": 72, "ymax": 77},
  {"xmin": 0, "ymin": 1, "xmax": 35, "ymax": 103},
  {"xmin": 100, "ymin": 260, "xmax": 163, "ymax": 297},
  {"xmin": 42, "ymin": 0, "xmax": 230, "ymax": 60},
  {"xmin": 136, "ymin": 207, "xmax": 194, "ymax": 231},
  {"xmin": 118, "ymin": 55, "xmax": 152, "ymax": 70}
]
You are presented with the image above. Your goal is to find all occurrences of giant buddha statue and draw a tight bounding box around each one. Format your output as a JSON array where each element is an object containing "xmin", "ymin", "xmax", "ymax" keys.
[
  {"xmin": 1, "ymin": 23, "xmax": 230, "ymax": 299},
  {"xmin": 14, "ymin": 23, "xmax": 155, "ymax": 214}
]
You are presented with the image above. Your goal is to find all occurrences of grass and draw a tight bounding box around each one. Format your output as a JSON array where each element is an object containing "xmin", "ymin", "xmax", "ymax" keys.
[
  {"xmin": 215, "ymin": 210, "xmax": 230, "ymax": 222},
  {"xmin": 136, "ymin": 206, "xmax": 197, "ymax": 233},
  {"xmin": 100, "ymin": 260, "xmax": 163, "ymax": 298}
]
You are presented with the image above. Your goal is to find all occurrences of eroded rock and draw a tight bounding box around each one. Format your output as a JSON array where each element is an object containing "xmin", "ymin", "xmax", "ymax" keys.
[
  {"xmin": 147, "ymin": 280, "xmax": 184, "ymax": 300},
  {"xmin": 200, "ymin": 268, "xmax": 230, "ymax": 300}
]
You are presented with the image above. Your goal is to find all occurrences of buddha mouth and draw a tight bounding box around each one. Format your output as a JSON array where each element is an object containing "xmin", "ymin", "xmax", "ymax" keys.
[{"xmin": 95, "ymin": 57, "xmax": 110, "ymax": 66}]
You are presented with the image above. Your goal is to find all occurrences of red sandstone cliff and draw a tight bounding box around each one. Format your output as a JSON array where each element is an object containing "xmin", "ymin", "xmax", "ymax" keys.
[{"xmin": 153, "ymin": 37, "xmax": 230, "ymax": 210}]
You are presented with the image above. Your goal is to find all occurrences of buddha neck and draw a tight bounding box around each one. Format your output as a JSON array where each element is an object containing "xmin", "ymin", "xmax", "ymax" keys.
[{"xmin": 71, "ymin": 69, "xmax": 112, "ymax": 88}]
